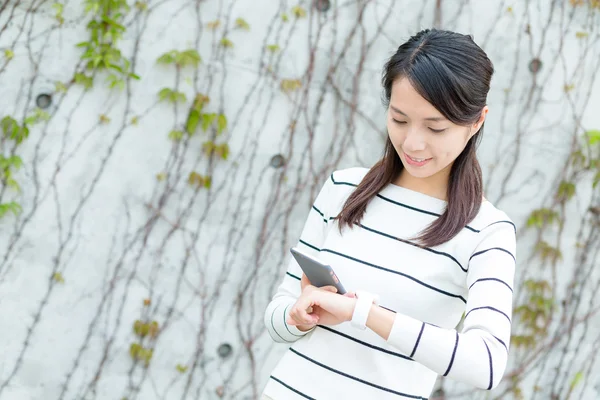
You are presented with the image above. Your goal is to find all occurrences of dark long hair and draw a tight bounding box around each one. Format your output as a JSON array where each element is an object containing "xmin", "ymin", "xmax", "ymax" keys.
[{"xmin": 337, "ymin": 29, "xmax": 494, "ymax": 247}]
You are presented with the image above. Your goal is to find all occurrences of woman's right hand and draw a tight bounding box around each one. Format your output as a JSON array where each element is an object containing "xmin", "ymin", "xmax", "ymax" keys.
[{"xmin": 287, "ymin": 274, "xmax": 355, "ymax": 331}]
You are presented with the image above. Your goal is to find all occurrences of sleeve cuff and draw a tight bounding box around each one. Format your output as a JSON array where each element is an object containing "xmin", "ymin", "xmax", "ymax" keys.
[{"xmin": 387, "ymin": 312, "xmax": 426, "ymax": 356}]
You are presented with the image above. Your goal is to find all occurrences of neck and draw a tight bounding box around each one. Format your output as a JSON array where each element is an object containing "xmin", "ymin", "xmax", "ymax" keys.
[{"xmin": 394, "ymin": 167, "xmax": 450, "ymax": 201}]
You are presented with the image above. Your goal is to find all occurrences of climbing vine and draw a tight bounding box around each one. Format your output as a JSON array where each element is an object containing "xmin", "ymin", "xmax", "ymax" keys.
[
  {"xmin": 155, "ymin": 48, "xmax": 229, "ymax": 190},
  {"xmin": 75, "ymin": 0, "xmax": 140, "ymax": 90},
  {"xmin": 507, "ymin": 128, "xmax": 600, "ymax": 398},
  {"xmin": 3, "ymin": 1, "xmax": 600, "ymax": 399},
  {"xmin": 0, "ymin": 109, "xmax": 49, "ymax": 220}
]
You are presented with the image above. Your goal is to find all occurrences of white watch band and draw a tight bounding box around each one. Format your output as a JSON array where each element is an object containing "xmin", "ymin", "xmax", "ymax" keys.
[{"xmin": 351, "ymin": 291, "xmax": 378, "ymax": 330}]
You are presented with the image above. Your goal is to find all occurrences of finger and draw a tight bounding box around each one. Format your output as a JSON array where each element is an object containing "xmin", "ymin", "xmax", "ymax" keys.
[
  {"xmin": 287, "ymin": 308, "xmax": 301, "ymax": 326},
  {"xmin": 321, "ymin": 286, "xmax": 338, "ymax": 293},
  {"xmin": 344, "ymin": 291, "xmax": 357, "ymax": 298},
  {"xmin": 288, "ymin": 311, "xmax": 317, "ymax": 326},
  {"xmin": 288, "ymin": 302, "xmax": 318, "ymax": 326},
  {"xmin": 294, "ymin": 304, "xmax": 319, "ymax": 325}
]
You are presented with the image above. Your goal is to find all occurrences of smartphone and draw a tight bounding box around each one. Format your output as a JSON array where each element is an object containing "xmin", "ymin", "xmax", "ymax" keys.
[{"xmin": 290, "ymin": 247, "xmax": 346, "ymax": 294}]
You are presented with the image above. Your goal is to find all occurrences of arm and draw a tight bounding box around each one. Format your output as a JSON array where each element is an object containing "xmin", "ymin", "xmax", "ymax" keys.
[
  {"xmin": 290, "ymin": 223, "xmax": 516, "ymax": 389},
  {"xmin": 263, "ymin": 176, "xmax": 334, "ymax": 343},
  {"xmin": 368, "ymin": 223, "xmax": 516, "ymax": 389}
]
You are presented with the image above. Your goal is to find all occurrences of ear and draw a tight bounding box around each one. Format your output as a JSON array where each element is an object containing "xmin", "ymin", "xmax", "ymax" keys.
[{"xmin": 469, "ymin": 106, "xmax": 489, "ymax": 139}]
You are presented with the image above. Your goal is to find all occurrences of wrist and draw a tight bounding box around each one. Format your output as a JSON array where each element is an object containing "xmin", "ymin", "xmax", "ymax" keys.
[
  {"xmin": 347, "ymin": 298, "xmax": 358, "ymax": 322},
  {"xmin": 350, "ymin": 291, "xmax": 378, "ymax": 330}
]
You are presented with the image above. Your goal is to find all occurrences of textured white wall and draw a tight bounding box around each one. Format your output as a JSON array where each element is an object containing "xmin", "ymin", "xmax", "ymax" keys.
[{"xmin": 0, "ymin": 0, "xmax": 599, "ymax": 399}]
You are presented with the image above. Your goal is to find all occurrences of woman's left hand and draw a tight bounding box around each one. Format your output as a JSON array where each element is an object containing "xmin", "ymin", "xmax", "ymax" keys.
[{"xmin": 287, "ymin": 287, "xmax": 357, "ymax": 327}]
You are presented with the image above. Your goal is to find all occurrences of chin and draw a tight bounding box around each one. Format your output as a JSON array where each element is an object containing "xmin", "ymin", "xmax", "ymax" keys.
[
  {"xmin": 404, "ymin": 167, "xmax": 435, "ymax": 179},
  {"xmin": 400, "ymin": 160, "xmax": 436, "ymax": 179}
]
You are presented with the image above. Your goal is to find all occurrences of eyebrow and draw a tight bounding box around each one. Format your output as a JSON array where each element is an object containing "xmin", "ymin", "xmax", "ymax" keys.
[{"xmin": 390, "ymin": 106, "xmax": 446, "ymax": 122}]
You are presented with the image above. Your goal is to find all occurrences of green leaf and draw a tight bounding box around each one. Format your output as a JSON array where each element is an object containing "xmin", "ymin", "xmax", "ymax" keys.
[
  {"xmin": 0, "ymin": 202, "xmax": 22, "ymax": 218},
  {"xmin": 557, "ymin": 181, "xmax": 576, "ymax": 202},
  {"xmin": 201, "ymin": 113, "xmax": 216, "ymax": 131},
  {"xmin": 526, "ymin": 208, "xmax": 559, "ymax": 228},
  {"xmin": 218, "ymin": 143, "xmax": 230, "ymax": 160},
  {"xmin": 570, "ymin": 371, "xmax": 584, "ymax": 390},
  {"xmin": 267, "ymin": 44, "xmax": 280, "ymax": 53},
  {"xmin": 202, "ymin": 141, "xmax": 215, "ymax": 156},
  {"xmin": 176, "ymin": 92, "xmax": 187, "ymax": 103},
  {"xmin": 181, "ymin": 49, "xmax": 201, "ymax": 67},
  {"xmin": 187, "ymin": 171, "xmax": 202, "ymax": 186},
  {"xmin": 587, "ymin": 130, "xmax": 600, "ymax": 145},
  {"xmin": 109, "ymin": 64, "xmax": 124, "ymax": 73},
  {"xmin": 235, "ymin": 18, "xmax": 250, "ymax": 30},
  {"xmin": 107, "ymin": 74, "xmax": 125, "ymax": 90},
  {"xmin": 217, "ymin": 114, "xmax": 227, "ymax": 135},
  {"xmin": 593, "ymin": 172, "xmax": 600, "ymax": 188},
  {"xmin": 135, "ymin": 1, "xmax": 148, "ymax": 11},
  {"xmin": 24, "ymin": 116, "xmax": 37, "ymax": 126},
  {"xmin": 158, "ymin": 88, "xmax": 172, "ymax": 101},
  {"xmin": 52, "ymin": 272, "xmax": 65, "ymax": 283},
  {"xmin": 186, "ymin": 110, "xmax": 200, "ymax": 134},
  {"xmin": 18, "ymin": 125, "xmax": 29, "ymax": 143},
  {"xmin": 6, "ymin": 177, "xmax": 20, "ymax": 191},
  {"xmin": 1, "ymin": 116, "xmax": 19, "ymax": 139},
  {"xmin": 168, "ymin": 130, "xmax": 184, "ymax": 141},
  {"xmin": 292, "ymin": 6, "xmax": 306, "ymax": 18},
  {"xmin": 55, "ymin": 81, "xmax": 68, "ymax": 92},
  {"xmin": 52, "ymin": 3, "xmax": 63, "ymax": 14},
  {"xmin": 9, "ymin": 155, "xmax": 22, "ymax": 169},
  {"xmin": 192, "ymin": 94, "xmax": 209, "ymax": 112},
  {"xmin": 74, "ymin": 73, "xmax": 93, "ymax": 90},
  {"xmin": 220, "ymin": 38, "xmax": 234, "ymax": 48},
  {"xmin": 157, "ymin": 51, "xmax": 175, "ymax": 65},
  {"xmin": 176, "ymin": 364, "xmax": 188, "ymax": 373}
]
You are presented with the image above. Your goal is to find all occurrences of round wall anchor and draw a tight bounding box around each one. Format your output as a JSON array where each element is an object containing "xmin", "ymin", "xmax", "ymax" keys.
[
  {"xmin": 314, "ymin": 0, "xmax": 331, "ymax": 12},
  {"xmin": 36, "ymin": 93, "xmax": 52, "ymax": 109},
  {"xmin": 270, "ymin": 154, "xmax": 285, "ymax": 169},
  {"xmin": 217, "ymin": 343, "xmax": 232, "ymax": 359},
  {"xmin": 529, "ymin": 58, "xmax": 542, "ymax": 74}
]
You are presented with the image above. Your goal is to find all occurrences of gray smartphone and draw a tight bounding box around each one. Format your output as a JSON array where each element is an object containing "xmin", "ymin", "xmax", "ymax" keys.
[{"xmin": 290, "ymin": 247, "xmax": 346, "ymax": 294}]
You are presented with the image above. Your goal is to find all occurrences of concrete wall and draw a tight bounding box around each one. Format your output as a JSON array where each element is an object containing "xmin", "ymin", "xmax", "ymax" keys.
[{"xmin": 0, "ymin": 0, "xmax": 599, "ymax": 399}]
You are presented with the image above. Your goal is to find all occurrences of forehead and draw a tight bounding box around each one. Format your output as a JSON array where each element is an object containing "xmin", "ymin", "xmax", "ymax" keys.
[{"xmin": 390, "ymin": 78, "xmax": 445, "ymax": 120}]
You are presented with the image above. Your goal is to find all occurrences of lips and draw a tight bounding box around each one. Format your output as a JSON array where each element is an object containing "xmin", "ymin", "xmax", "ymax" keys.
[{"xmin": 403, "ymin": 152, "xmax": 432, "ymax": 167}]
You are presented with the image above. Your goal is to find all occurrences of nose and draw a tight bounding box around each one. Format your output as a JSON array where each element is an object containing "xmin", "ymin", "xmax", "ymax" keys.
[{"xmin": 403, "ymin": 127, "xmax": 426, "ymax": 153}]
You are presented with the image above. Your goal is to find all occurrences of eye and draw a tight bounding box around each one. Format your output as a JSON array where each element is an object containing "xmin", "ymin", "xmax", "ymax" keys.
[
  {"xmin": 428, "ymin": 127, "xmax": 446, "ymax": 133},
  {"xmin": 393, "ymin": 119, "xmax": 407, "ymax": 125}
]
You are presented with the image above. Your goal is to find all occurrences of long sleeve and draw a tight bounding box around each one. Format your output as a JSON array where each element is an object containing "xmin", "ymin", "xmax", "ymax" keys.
[
  {"xmin": 264, "ymin": 175, "xmax": 335, "ymax": 343},
  {"xmin": 385, "ymin": 222, "xmax": 516, "ymax": 390}
]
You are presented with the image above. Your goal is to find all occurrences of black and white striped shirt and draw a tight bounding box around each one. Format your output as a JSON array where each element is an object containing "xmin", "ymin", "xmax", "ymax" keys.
[{"xmin": 264, "ymin": 167, "xmax": 516, "ymax": 400}]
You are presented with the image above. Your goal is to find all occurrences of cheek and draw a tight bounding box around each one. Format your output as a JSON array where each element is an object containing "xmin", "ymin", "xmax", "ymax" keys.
[
  {"xmin": 436, "ymin": 134, "xmax": 469, "ymax": 160},
  {"xmin": 387, "ymin": 121, "xmax": 403, "ymax": 142}
]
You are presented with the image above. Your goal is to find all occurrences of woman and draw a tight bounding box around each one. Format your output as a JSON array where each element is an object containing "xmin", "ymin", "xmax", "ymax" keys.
[{"xmin": 263, "ymin": 29, "xmax": 516, "ymax": 400}]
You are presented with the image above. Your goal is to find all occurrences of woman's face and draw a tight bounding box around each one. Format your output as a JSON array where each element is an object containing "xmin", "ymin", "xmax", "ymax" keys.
[{"xmin": 387, "ymin": 78, "xmax": 487, "ymax": 181}]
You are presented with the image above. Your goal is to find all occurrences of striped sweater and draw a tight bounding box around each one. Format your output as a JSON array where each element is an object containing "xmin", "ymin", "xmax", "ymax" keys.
[{"xmin": 263, "ymin": 167, "xmax": 516, "ymax": 400}]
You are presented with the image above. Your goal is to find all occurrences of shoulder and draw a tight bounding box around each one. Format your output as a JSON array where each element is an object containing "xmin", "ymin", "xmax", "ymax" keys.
[
  {"xmin": 468, "ymin": 201, "xmax": 516, "ymax": 245},
  {"xmin": 329, "ymin": 167, "xmax": 369, "ymax": 187},
  {"xmin": 320, "ymin": 167, "xmax": 368, "ymax": 214}
]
